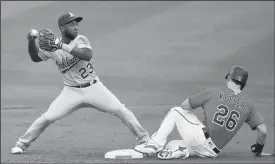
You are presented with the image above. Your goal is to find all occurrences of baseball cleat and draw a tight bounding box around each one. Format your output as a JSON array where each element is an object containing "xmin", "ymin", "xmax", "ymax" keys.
[
  {"xmin": 11, "ymin": 142, "xmax": 29, "ymax": 154},
  {"xmin": 134, "ymin": 140, "xmax": 163, "ymax": 156},
  {"xmin": 157, "ymin": 146, "xmax": 190, "ymax": 160}
]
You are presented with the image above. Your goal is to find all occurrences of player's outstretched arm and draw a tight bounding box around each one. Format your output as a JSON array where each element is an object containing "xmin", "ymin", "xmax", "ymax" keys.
[
  {"xmin": 251, "ymin": 124, "xmax": 273, "ymax": 157},
  {"xmin": 256, "ymin": 124, "xmax": 267, "ymax": 145},
  {"xmin": 27, "ymin": 30, "xmax": 42, "ymax": 62}
]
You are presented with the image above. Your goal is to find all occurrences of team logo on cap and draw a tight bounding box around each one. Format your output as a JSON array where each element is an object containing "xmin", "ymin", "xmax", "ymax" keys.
[
  {"xmin": 69, "ymin": 13, "xmax": 74, "ymax": 17},
  {"xmin": 237, "ymin": 76, "xmax": 242, "ymax": 81}
]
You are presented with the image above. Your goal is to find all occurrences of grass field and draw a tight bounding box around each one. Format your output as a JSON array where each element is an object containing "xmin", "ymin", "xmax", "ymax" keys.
[{"xmin": 1, "ymin": 1, "xmax": 274, "ymax": 163}]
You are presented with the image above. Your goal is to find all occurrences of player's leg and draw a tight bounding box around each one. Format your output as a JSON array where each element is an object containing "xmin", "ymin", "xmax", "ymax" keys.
[
  {"xmin": 135, "ymin": 107, "xmax": 207, "ymax": 157},
  {"xmin": 155, "ymin": 107, "xmax": 217, "ymax": 159},
  {"xmin": 84, "ymin": 80, "xmax": 150, "ymax": 144},
  {"xmin": 172, "ymin": 107, "xmax": 218, "ymax": 158},
  {"xmin": 11, "ymin": 86, "xmax": 83, "ymax": 154},
  {"xmin": 134, "ymin": 107, "xmax": 180, "ymax": 155}
]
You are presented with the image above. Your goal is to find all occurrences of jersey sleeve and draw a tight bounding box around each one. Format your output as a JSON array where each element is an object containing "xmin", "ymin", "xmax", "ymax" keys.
[
  {"xmin": 37, "ymin": 49, "xmax": 51, "ymax": 61},
  {"xmin": 245, "ymin": 102, "xmax": 264, "ymax": 130},
  {"xmin": 76, "ymin": 35, "xmax": 92, "ymax": 49},
  {"xmin": 189, "ymin": 88, "xmax": 213, "ymax": 109}
]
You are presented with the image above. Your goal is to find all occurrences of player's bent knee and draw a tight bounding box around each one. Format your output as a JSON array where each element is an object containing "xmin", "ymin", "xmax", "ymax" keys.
[
  {"xmin": 40, "ymin": 113, "xmax": 56, "ymax": 124},
  {"xmin": 172, "ymin": 106, "xmax": 191, "ymax": 115},
  {"xmin": 170, "ymin": 107, "xmax": 185, "ymax": 113},
  {"xmin": 117, "ymin": 104, "xmax": 130, "ymax": 113},
  {"xmin": 111, "ymin": 104, "xmax": 135, "ymax": 119},
  {"xmin": 104, "ymin": 103, "xmax": 126, "ymax": 116},
  {"xmin": 170, "ymin": 107, "xmax": 201, "ymax": 125}
]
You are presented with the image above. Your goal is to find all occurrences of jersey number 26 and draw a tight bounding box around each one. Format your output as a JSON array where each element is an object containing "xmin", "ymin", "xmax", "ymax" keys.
[{"xmin": 212, "ymin": 104, "xmax": 240, "ymax": 131}]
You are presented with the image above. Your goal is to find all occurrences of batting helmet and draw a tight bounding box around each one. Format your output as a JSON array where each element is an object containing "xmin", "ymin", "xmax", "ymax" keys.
[{"xmin": 225, "ymin": 65, "xmax": 248, "ymax": 90}]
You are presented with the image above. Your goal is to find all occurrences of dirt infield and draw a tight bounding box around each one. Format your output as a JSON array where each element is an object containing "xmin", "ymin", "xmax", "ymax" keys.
[{"xmin": 1, "ymin": 1, "xmax": 274, "ymax": 163}]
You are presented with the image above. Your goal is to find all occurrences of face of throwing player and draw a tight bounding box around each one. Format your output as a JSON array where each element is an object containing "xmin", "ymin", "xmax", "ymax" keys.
[{"xmin": 60, "ymin": 20, "xmax": 79, "ymax": 40}]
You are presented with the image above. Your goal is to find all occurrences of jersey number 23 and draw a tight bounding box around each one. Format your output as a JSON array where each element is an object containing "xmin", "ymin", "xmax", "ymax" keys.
[{"xmin": 79, "ymin": 63, "xmax": 94, "ymax": 79}]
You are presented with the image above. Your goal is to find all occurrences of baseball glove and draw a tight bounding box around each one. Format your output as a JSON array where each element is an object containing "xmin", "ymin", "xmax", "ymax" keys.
[{"xmin": 38, "ymin": 29, "xmax": 62, "ymax": 52}]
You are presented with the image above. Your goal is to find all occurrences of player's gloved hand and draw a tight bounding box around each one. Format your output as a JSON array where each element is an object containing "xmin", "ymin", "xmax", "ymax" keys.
[
  {"xmin": 27, "ymin": 28, "xmax": 39, "ymax": 41},
  {"xmin": 251, "ymin": 143, "xmax": 273, "ymax": 157},
  {"xmin": 38, "ymin": 29, "xmax": 63, "ymax": 52}
]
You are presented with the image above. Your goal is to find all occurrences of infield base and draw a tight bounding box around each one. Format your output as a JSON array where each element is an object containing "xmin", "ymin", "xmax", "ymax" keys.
[{"xmin": 105, "ymin": 149, "xmax": 147, "ymax": 159}]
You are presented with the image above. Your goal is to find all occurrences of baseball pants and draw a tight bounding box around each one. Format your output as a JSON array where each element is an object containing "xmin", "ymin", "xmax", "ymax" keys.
[
  {"xmin": 151, "ymin": 107, "xmax": 219, "ymax": 158},
  {"xmin": 17, "ymin": 79, "xmax": 150, "ymax": 146}
]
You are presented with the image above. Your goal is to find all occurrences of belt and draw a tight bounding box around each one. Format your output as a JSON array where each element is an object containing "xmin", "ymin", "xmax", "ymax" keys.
[
  {"xmin": 67, "ymin": 79, "xmax": 97, "ymax": 88},
  {"xmin": 202, "ymin": 128, "xmax": 220, "ymax": 154}
]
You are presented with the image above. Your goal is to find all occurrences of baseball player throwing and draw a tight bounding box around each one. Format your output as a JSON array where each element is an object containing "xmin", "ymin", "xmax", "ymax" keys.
[
  {"xmin": 135, "ymin": 66, "xmax": 272, "ymax": 159},
  {"xmin": 11, "ymin": 12, "xmax": 150, "ymax": 154}
]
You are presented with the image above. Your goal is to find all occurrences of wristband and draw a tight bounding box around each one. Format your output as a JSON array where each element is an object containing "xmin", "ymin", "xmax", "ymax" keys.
[
  {"xmin": 61, "ymin": 43, "xmax": 73, "ymax": 53},
  {"xmin": 256, "ymin": 143, "xmax": 264, "ymax": 153},
  {"xmin": 251, "ymin": 143, "xmax": 264, "ymax": 153}
]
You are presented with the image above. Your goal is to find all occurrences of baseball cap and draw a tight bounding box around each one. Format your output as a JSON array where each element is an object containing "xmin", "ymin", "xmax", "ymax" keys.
[
  {"xmin": 225, "ymin": 65, "xmax": 248, "ymax": 84},
  {"xmin": 58, "ymin": 12, "xmax": 83, "ymax": 27}
]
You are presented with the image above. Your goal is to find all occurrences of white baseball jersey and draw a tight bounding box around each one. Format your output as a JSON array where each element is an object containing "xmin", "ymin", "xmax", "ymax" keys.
[{"xmin": 38, "ymin": 35, "xmax": 97, "ymax": 86}]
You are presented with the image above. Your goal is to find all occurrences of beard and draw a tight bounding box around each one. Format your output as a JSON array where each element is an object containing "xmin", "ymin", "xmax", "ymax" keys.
[{"xmin": 64, "ymin": 30, "xmax": 77, "ymax": 40}]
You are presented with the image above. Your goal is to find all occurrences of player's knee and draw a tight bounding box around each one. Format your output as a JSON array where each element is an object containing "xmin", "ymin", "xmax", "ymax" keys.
[
  {"xmin": 112, "ymin": 103, "xmax": 133, "ymax": 117},
  {"xmin": 117, "ymin": 104, "xmax": 129, "ymax": 113},
  {"xmin": 174, "ymin": 106, "xmax": 190, "ymax": 113},
  {"xmin": 170, "ymin": 107, "xmax": 192, "ymax": 120},
  {"xmin": 171, "ymin": 107, "xmax": 202, "ymax": 126},
  {"xmin": 40, "ymin": 113, "xmax": 56, "ymax": 124},
  {"xmin": 170, "ymin": 107, "xmax": 185, "ymax": 113},
  {"xmin": 104, "ymin": 103, "xmax": 125, "ymax": 116}
]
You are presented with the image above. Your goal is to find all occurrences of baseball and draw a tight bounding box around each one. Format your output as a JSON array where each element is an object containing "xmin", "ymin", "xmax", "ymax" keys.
[{"xmin": 30, "ymin": 29, "xmax": 38, "ymax": 37}]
